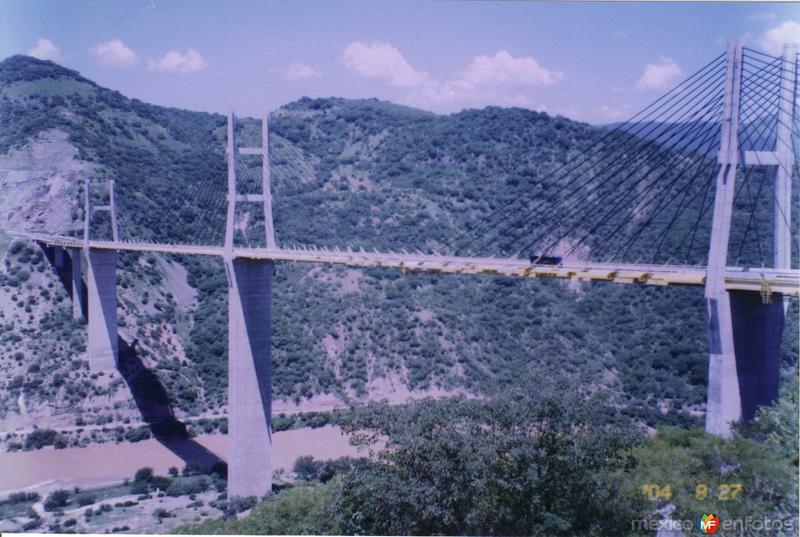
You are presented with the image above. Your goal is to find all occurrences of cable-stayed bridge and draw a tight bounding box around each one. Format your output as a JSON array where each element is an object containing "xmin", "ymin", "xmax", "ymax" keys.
[
  {"xmin": 12, "ymin": 232, "xmax": 800, "ymax": 294},
  {"xmin": 8, "ymin": 40, "xmax": 800, "ymax": 498}
]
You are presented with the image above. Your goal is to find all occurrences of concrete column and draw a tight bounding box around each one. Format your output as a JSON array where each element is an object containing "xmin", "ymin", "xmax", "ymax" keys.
[
  {"xmin": 706, "ymin": 290, "xmax": 785, "ymax": 434},
  {"xmin": 705, "ymin": 295, "xmax": 742, "ymax": 436},
  {"xmin": 227, "ymin": 259, "xmax": 273, "ymax": 499},
  {"xmin": 87, "ymin": 249, "xmax": 118, "ymax": 372},
  {"xmin": 730, "ymin": 291, "xmax": 784, "ymax": 422},
  {"xmin": 70, "ymin": 248, "xmax": 84, "ymax": 320},
  {"xmin": 54, "ymin": 247, "xmax": 65, "ymax": 270}
]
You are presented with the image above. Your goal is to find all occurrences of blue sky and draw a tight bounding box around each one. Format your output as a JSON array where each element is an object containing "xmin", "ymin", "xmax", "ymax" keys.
[{"xmin": 1, "ymin": 1, "xmax": 798, "ymax": 123}]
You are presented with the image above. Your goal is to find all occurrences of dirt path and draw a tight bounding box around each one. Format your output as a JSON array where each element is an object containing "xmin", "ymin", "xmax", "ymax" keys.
[{"xmin": 0, "ymin": 426, "xmax": 362, "ymax": 494}]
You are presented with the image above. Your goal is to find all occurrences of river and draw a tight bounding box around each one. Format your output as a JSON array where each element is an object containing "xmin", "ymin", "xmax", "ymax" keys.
[{"xmin": 0, "ymin": 425, "xmax": 362, "ymax": 494}]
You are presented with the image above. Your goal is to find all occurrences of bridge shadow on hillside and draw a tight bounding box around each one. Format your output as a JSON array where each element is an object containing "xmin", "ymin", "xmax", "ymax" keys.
[
  {"xmin": 117, "ymin": 337, "xmax": 226, "ymax": 475},
  {"xmin": 41, "ymin": 244, "xmax": 87, "ymax": 317},
  {"xmin": 41, "ymin": 244, "xmax": 226, "ymax": 474}
]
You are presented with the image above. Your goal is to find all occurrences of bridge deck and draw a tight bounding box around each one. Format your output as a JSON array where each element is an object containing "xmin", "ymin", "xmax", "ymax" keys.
[{"xmin": 12, "ymin": 232, "xmax": 800, "ymax": 295}]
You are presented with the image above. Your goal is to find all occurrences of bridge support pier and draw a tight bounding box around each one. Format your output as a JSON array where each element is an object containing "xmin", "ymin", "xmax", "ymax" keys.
[
  {"xmin": 705, "ymin": 294, "xmax": 740, "ymax": 437},
  {"xmin": 730, "ymin": 292, "xmax": 784, "ymax": 422},
  {"xmin": 86, "ymin": 249, "xmax": 118, "ymax": 372},
  {"xmin": 705, "ymin": 291, "xmax": 785, "ymax": 436},
  {"xmin": 42, "ymin": 245, "xmax": 83, "ymax": 319},
  {"xmin": 227, "ymin": 258, "xmax": 273, "ymax": 499},
  {"xmin": 54, "ymin": 246, "xmax": 65, "ymax": 269},
  {"xmin": 70, "ymin": 247, "xmax": 84, "ymax": 320}
]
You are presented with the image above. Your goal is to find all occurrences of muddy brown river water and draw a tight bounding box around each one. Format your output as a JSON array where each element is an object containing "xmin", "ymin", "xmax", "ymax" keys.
[{"xmin": 0, "ymin": 425, "xmax": 362, "ymax": 493}]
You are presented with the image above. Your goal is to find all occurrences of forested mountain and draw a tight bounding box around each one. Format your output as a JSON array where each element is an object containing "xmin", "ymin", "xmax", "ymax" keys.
[{"xmin": 0, "ymin": 55, "xmax": 797, "ymax": 446}]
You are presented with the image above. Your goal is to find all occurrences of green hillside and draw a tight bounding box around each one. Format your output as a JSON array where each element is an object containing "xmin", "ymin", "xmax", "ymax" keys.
[{"xmin": 0, "ymin": 55, "xmax": 797, "ymax": 434}]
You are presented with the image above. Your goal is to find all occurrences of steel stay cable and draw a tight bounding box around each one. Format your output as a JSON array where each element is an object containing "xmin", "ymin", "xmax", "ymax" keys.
[
  {"xmin": 489, "ymin": 84, "xmax": 728, "ymax": 256},
  {"xmin": 474, "ymin": 65, "xmax": 730, "ymax": 254},
  {"xmin": 504, "ymin": 87, "xmax": 728, "ymax": 257},
  {"xmin": 574, "ymin": 102, "xmax": 728, "ymax": 261},
  {"xmin": 616, "ymin": 74, "xmax": 785, "ymax": 263},
  {"xmin": 444, "ymin": 55, "xmax": 727, "ymax": 253},
  {"xmin": 601, "ymin": 55, "xmax": 788, "ymax": 263}
]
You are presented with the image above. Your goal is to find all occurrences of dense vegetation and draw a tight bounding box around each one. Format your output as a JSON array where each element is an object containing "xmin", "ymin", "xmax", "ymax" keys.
[{"xmin": 180, "ymin": 379, "xmax": 798, "ymax": 536}]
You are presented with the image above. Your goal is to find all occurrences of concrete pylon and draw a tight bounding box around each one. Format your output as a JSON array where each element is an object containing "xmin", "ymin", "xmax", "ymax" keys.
[
  {"xmin": 70, "ymin": 247, "xmax": 84, "ymax": 320},
  {"xmin": 704, "ymin": 39, "xmax": 745, "ymax": 437},
  {"xmin": 704, "ymin": 40, "xmax": 796, "ymax": 436},
  {"xmin": 223, "ymin": 112, "xmax": 277, "ymax": 497},
  {"xmin": 86, "ymin": 249, "xmax": 118, "ymax": 372},
  {"xmin": 774, "ymin": 44, "xmax": 797, "ymax": 317},
  {"xmin": 227, "ymin": 259, "xmax": 273, "ymax": 498}
]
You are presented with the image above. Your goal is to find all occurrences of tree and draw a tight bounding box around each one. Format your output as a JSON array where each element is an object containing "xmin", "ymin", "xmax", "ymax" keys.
[
  {"xmin": 629, "ymin": 425, "xmax": 798, "ymax": 536},
  {"xmin": 331, "ymin": 379, "xmax": 649, "ymax": 536},
  {"xmin": 736, "ymin": 379, "xmax": 799, "ymax": 465},
  {"xmin": 293, "ymin": 456, "xmax": 319, "ymax": 481},
  {"xmin": 44, "ymin": 489, "xmax": 71, "ymax": 511},
  {"xmin": 134, "ymin": 467, "xmax": 154, "ymax": 482}
]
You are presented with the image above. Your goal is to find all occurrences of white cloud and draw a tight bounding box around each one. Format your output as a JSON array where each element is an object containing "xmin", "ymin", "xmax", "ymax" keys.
[
  {"xmin": 759, "ymin": 20, "xmax": 800, "ymax": 55},
  {"xmin": 148, "ymin": 49, "xmax": 207, "ymax": 73},
  {"xmin": 29, "ymin": 38, "xmax": 61, "ymax": 61},
  {"xmin": 461, "ymin": 50, "xmax": 562, "ymax": 88},
  {"xmin": 342, "ymin": 41, "xmax": 428, "ymax": 88},
  {"xmin": 636, "ymin": 56, "xmax": 683, "ymax": 91},
  {"xmin": 89, "ymin": 39, "xmax": 138, "ymax": 68},
  {"xmin": 272, "ymin": 62, "xmax": 321, "ymax": 81},
  {"xmin": 342, "ymin": 41, "xmax": 562, "ymax": 113}
]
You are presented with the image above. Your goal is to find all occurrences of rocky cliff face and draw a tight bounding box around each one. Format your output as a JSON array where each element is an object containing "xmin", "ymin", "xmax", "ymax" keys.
[
  {"xmin": 0, "ymin": 128, "xmax": 207, "ymax": 447},
  {"xmin": 0, "ymin": 128, "xmax": 86, "ymax": 236}
]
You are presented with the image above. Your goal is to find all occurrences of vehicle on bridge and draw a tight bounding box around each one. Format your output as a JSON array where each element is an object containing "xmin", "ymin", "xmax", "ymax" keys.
[{"xmin": 529, "ymin": 254, "xmax": 563, "ymax": 266}]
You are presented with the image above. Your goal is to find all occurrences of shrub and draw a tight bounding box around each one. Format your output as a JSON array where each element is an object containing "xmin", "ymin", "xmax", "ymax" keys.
[
  {"xmin": 43, "ymin": 489, "xmax": 71, "ymax": 511},
  {"xmin": 178, "ymin": 484, "xmax": 334, "ymax": 534},
  {"xmin": 166, "ymin": 476, "xmax": 211, "ymax": 497},
  {"xmin": 7, "ymin": 491, "xmax": 40, "ymax": 503},
  {"xmin": 293, "ymin": 455, "xmax": 318, "ymax": 480},
  {"xmin": 293, "ymin": 455, "xmax": 358, "ymax": 482},
  {"xmin": 124, "ymin": 426, "xmax": 151, "ymax": 443},
  {"xmin": 76, "ymin": 493, "xmax": 96, "ymax": 506},
  {"xmin": 182, "ymin": 462, "xmax": 203, "ymax": 476},
  {"xmin": 134, "ymin": 467, "xmax": 154, "ymax": 482},
  {"xmin": 24, "ymin": 429, "xmax": 65, "ymax": 450},
  {"xmin": 225, "ymin": 495, "xmax": 257, "ymax": 516},
  {"xmin": 153, "ymin": 507, "xmax": 172, "ymax": 519}
]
